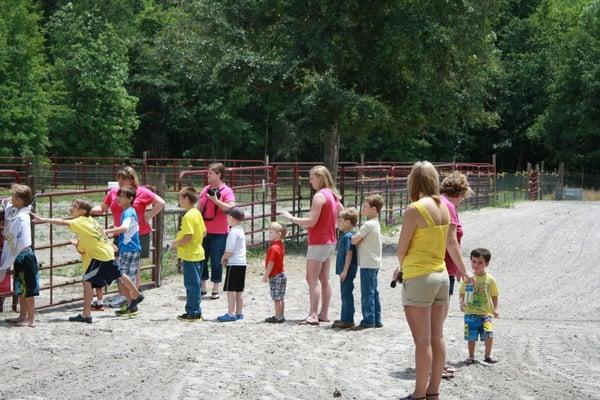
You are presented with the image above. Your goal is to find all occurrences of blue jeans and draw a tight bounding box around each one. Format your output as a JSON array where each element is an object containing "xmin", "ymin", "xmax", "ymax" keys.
[
  {"xmin": 183, "ymin": 261, "xmax": 203, "ymax": 316},
  {"xmin": 200, "ymin": 234, "xmax": 227, "ymax": 283},
  {"xmin": 360, "ymin": 268, "xmax": 381, "ymax": 326},
  {"xmin": 340, "ymin": 266, "xmax": 357, "ymax": 323}
]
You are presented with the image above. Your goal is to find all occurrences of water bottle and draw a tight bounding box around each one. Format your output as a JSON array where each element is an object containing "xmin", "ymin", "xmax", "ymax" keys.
[{"xmin": 465, "ymin": 283, "xmax": 474, "ymax": 303}]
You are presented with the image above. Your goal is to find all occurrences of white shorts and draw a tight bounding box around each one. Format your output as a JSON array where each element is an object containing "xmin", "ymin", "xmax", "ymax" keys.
[{"xmin": 306, "ymin": 244, "xmax": 336, "ymax": 262}]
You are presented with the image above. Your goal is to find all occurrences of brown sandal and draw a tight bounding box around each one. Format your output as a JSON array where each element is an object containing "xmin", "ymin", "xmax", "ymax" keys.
[
  {"xmin": 426, "ymin": 394, "xmax": 439, "ymax": 400},
  {"xmin": 400, "ymin": 395, "xmax": 426, "ymax": 400}
]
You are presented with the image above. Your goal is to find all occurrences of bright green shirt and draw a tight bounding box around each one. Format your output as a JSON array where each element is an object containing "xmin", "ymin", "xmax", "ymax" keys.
[
  {"xmin": 176, "ymin": 208, "xmax": 206, "ymax": 262},
  {"xmin": 459, "ymin": 272, "xmax": 499, "ymax": 317}
]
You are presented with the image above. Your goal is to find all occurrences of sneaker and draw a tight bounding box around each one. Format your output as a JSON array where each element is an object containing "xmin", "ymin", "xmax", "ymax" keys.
[
  {"xmin": 350, "ymin": 323, "xmax": 374, "ymax": 331},
  {"xmin": 69, "ymin": 314, "xmax": 92, "ymax": 324},
  {"xmin": 109, "ymin": 295, "xmax": 127, "ymax": 308},
  {"xmin": 265, "ymin": 316, "xmax": 285, "ymax": 323},
  {"xmin": 116, "ymin": 307, "xmax": 138, "ymax": 317},
  {"xmin": 375, "ymin": 322, "xmax": 384, "ymax": 328},
  {"xmin": 484, "ymin": 356, "xmax": 498, "ymax": 364},
  {"xmin": 129, "ymin": 293, "xmax": 145, "ymax": 309},
  {"xmin": 91, "ymin": 303, "xmax": 105, "ymax": 311},
  {"xmin": 332, "ymin": 321, "xmax": 355, "ymax": 329},
  {"xmin": 236, "ymin": 314, "xmax": 244, "ymax": 320},
  {"xmin": 177, "ymin": 313, "xmax": 202, "ymax": 322},
  {"xmin": 217, "ymin": 313, "xmax": 237, "ymax": 322}
]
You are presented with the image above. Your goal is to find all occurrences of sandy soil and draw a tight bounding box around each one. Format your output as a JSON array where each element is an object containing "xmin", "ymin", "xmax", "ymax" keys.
[{"xmin": 0, "ymin": 201, "xmax": 599, "ymax": 400}]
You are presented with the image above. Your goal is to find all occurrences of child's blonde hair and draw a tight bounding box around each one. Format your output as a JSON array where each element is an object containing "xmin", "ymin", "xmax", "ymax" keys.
[
  {"xmin": 270, "ymin": 221, "xmax": 287, "ymax": 238},
  {"xmin": 309, "ymin": 165, "xmax": 340, "ymax": 200},
  {"xmin": 407, "ymin": 161, "xmax": 441, "ymax": 204},
  {"xmin": 338, "ymin": 208, "xmax": 358, "ymax": 226}
]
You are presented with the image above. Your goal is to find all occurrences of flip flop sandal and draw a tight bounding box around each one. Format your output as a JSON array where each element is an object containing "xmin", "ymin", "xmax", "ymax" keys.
[
  {"xmin": 318, "ymin": 318, "xmax": 330, "ymax": 322},
  {"xmin": 484, "ymin": 356, "xmax": 498, "ymax": 364},
  {"xmin": 210, "ymin": 292, "xmax": 220, "ymax": 300},
  {"xmin": 400, "ymin": 395, "xmax": 426, "ymax": 400},
  {"xmin": 465, "ymin": 358, "xmax": 476, "ymax": 365},
  {"xmin": 441, "ymin": 370, "xmax": 455, "ymax": 379},
  {"xmin": 426, "ymin": 393, "xmax": 440, "ymax": 400},
  {"xmin": 298, "ymin": 319, "xmax": 319, "ymax": 326},
  {"xmin": 443, "ymin": 366, "xmax": 457, "ymax": 373}
]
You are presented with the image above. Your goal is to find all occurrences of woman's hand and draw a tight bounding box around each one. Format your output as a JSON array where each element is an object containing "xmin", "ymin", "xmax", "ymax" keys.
[
  {"xmin": 392, "ymin": 267, "xmax": 402, "ymax": 282},
  {"xmin": 280, "ymin": 210, "xmax": 293, "ymax": 220}
]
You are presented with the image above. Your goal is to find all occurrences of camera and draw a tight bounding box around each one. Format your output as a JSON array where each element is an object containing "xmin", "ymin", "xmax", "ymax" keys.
[{"xmin": 207, "ymin": 188, "xmax": 221, "ymax": 198}]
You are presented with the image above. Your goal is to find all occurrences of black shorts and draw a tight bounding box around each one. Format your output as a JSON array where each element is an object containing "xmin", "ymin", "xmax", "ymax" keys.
[
  {"xmin": 84, "ymin": 259, "xmax": 122, "ymax": 289},
  {"xmin": 223, "ymin": 265, "xmax": 246, "ymax": 292},
  {"xmin": 448, "ymin": 275, "xmax": 456, "ymax": 296},
  {"xmin": 140, "ymin": 234, "xmax": 151, "ymax": 259},
  {"xmin": 14, "ymin": 249, "xmax": 39, "ymax": 298}
]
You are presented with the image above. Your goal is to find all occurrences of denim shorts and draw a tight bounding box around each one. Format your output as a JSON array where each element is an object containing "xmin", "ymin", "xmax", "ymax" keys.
[{"xmin": 464, "ymin": 314, "xmax": 494, "ymax": 341}]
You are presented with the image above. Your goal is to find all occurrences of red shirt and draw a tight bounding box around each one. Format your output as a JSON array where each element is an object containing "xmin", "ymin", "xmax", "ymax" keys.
[
  {"xmin": 103, "ymin": 186, "xmax": 157, "ymax": 236},
  {"xmin": 197, "ymin": 183, "xmax": 235, "ymax": 235},
  {"xmin": 265, "ymin": 240, "xmax": 285, "ymax": 277},
  {"xmin": 307, "ymin": 188, "xmax": 338, "ymax": 245}
]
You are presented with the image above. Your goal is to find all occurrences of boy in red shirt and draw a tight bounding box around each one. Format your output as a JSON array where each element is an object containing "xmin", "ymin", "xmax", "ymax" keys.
[{"xmin": 262, "ymin": 222, "xmax": 287, "ymax": 323}]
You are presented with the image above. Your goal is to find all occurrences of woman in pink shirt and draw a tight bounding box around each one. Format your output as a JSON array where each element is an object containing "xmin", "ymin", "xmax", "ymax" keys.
[
  {"xmin": 440, "ymin": 172, "xmax": 471, "ymax": 379},
  {"xmin": 196, "ymin": 163, "xmax": 236, "ymax": 299},
  {"xmin": 93, "ymin": 167, "xmax": 165, "ymax": 278},
  {"xmin": 282, "ymin": 165, "xmax": 341, "ymax": 326}
]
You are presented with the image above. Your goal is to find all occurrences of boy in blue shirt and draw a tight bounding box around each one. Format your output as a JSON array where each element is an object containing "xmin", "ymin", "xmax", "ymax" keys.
[
  {"xmin": 332, "ymin": 208, "xmax": 359, "ymax": 329},
  {"xmin": 104, "ymin": 186, "xmax": 143, "ymax": 316}
]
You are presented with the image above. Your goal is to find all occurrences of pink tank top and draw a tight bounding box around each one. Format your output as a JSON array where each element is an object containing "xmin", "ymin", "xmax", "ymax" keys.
[{"xmin": 307, "ymin": 188, "xmax": 338, "ymax": 245}]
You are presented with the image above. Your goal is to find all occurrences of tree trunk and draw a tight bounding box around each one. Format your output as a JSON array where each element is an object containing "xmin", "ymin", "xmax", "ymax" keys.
[{"xmin": 323, "ymin": 123, "xmax": 340, "ymax": 183}]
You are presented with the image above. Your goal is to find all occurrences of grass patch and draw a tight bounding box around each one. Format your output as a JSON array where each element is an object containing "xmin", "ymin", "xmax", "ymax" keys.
[{"xmin": 584, "ymin": 189, "xmax": 600, "ymax": 201}]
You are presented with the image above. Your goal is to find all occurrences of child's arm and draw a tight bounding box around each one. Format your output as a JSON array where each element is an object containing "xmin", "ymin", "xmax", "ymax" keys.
[
  {"xmin": 172, "ymin": 234, "xmax": 192, "ymax": 248},
  {"xmin": 263, "ymin": 261, "xmax": 274, "ymax": 283},
  {"xmin": 105, "ymin": 226, "xmax": 126, "ymax": 236},
  {"xmin": 492, "ymin": 296, "xmax": 499, "ymax": 318},
  {"xmin": 339, "ymin": 249, "xmax": 353, "ymax": 282},
  {"xmin": 30, "ymin": 212, "xmax": 71, "ymax": 226},
  {"xmin": 221, "ymin": 250, "xmax": 233, "ymax": 266},
  {"xmin": 459, "ymin": 293, "xmax": 466, "ymax": 312}
]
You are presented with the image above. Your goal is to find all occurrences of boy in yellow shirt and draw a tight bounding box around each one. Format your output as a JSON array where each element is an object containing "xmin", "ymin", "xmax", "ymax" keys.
[
  {"xmin": 459, "ymin": 248, "xmax": 499, "ymax": 364},
  {"xmin": 31, "ymin": 199, "xmax": 143, "ymax": 323},
  {"xmin": 172, "ymin": 187, "xmax": 206, "ymax": 322}
]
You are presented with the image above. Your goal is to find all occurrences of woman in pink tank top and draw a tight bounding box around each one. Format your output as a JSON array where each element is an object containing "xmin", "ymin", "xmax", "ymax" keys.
[{"xmin": 282, "ymin": 165, "xmax": 341, "ymax": 325}]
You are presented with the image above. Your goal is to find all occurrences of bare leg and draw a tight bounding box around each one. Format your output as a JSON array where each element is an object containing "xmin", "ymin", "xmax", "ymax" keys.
[
  {"xmin": 212, "ymin": 282, "xmax": 221, "ymax": 294},
  {"xmin": 468, "ymin": 341, "xmax": 476, "ymax": 360},
  {"xmin": 235, "ymin": 292, "xmax": 243, "ymax": 316},
  {"xmin": 484, "ymin": 337, "xmax": 494, "ymax": 358},
  {"xmin": 82, "ymin": 282, "xmax": 93, "ymax": 318},
  {"xmin": 274, "ymin": 300, "xmax": 284, "ymax": 319},
  {"xmin": 17, "ymin": 297, "xmax": 35, "ymax": 327},
  {"xmin": 305, "ymin": 260, "xmax": 323, "ymax": 323},
  {"xmin": 226, "ymin": 291, "xmax": 236, "ymax": 315},
  {"xmin": 404, "ymin": 305, "xmax": 432, "ymax": 399},
  {"xmin": 118, "ymin": 275, "xmax": 141, "ymax": 302},
  {"xmin": 426, "ymin": 304, "xmax": 447, "ymax": 395},
  {"xmin": 6, "ymin": 296, "xmax": 26, "ymax": 322},
  {"xmin": 318, "ymin": 259, "xmax": 331, "ymax": 321}
]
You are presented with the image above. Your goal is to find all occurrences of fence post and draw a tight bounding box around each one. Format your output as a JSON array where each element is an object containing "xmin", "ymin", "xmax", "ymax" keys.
[{"xmin": 153, "ymin": 173, "xmax": 166, "ymax": 287}]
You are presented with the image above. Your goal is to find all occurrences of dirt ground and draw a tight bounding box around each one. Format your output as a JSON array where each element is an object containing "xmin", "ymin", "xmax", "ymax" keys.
[{"xmin": 0, "ymin": 201, "xmax": 598, "ymax": 400}]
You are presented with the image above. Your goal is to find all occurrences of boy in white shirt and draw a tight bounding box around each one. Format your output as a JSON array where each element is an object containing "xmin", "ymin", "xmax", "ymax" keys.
[{"xmin": 217, "ymin": 207, "xmax": 246, "ymax": 322}]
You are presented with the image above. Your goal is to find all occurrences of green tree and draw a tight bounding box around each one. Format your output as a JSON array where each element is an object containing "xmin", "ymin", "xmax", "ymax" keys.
[
  {"xmin": 529, "ymin": 0, "xmax": 600, "ymax": 171},
  {"xmin": 47, "ymin": 3, "xmax": 138, "ymax": 157},
  {"xmin": 0, "ymin": 0, "xmax": 50, "ymax": 157}
]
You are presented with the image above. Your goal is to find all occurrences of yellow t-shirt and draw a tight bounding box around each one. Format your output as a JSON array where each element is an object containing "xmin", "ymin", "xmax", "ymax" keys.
[
  {"xmin": 176, "ymin": 208, "xmax": 206, "ymax": 262},
  {"xmin": 402, "ymin": 201, "xmax": 449, "ymax": 280},
  {"xmin": 69, "ymin": 216, "xmax": 114, "ymax": 268},
  {"xmin": 459, "ymin": 272, "xmax": 499, "ymax": 316}
]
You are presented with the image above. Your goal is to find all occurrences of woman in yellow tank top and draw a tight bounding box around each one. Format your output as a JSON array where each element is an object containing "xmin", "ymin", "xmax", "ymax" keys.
[{"xmin": 393, "ymin": 162, "xmax": 473, "ymax": 400}]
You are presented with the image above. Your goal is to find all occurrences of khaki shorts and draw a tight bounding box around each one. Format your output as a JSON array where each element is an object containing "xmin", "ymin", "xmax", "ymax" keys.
[
  {"xmin": 306, "ymin": 244, "xmax": 336, "ymax": 262},
  {"xmin": 402, "ymin": 271, "xmax": 449, "ymax": 307}
]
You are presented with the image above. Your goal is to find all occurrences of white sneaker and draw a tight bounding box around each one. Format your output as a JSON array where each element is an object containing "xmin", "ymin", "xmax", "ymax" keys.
[{"xmin": 109, "ymin": 295, "xmax": 127, "ymax": 308}]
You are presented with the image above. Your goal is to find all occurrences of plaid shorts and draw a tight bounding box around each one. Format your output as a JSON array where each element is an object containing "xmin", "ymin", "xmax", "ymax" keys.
[
  {"xmin": 269, "ymin": 273, "xmax": 287, "ymax": 301},
  {"xmin": 118, "ymin": 251, "xmax": 140, "ymax": 283}
]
